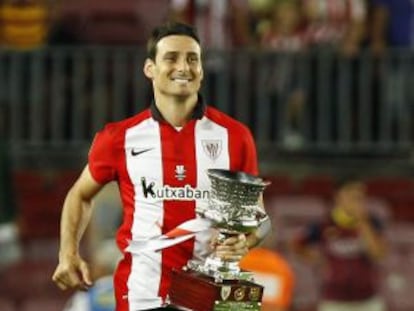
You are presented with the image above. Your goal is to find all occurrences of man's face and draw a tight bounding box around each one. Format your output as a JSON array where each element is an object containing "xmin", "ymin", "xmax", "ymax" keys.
[
  {"xmin": 336, "ymin": 182, "xmax": 365, "ymax": 215},
  {"xmin": 145, "ymin": 35, "xmax": 203, "ymax": 98}
]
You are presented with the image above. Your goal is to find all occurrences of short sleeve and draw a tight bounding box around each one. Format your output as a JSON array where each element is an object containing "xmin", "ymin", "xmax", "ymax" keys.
[
  {"xmin": 241, "ymin": 126, "xmax": 259, "ymax": 176},
  {"xmin": 295, "ymin": 223, "xmax": 322, "ymax": 246},
  {"xmin": 88, "ymin": 126, "xmax": 117, "ymax": 184}
]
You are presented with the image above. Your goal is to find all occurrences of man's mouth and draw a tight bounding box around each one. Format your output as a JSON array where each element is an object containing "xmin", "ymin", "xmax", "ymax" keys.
[{"xmin": 172, "ymin": 78, "xmax": 191, "ymax": 84}]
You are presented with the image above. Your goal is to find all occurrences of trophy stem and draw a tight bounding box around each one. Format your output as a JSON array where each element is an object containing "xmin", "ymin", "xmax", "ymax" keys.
[{"xmin": 187, "ymin": 232, "xmax": 256, "ymax": 283}]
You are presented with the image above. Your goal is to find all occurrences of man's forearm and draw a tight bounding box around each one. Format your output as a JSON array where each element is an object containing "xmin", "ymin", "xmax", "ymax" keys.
[
  {"xmin": 59, "ymin": 188, "xmax": 93, "ymax": 258},
  {"xmin": 358, "ymin": 219, "xmax": 386, "ymax": 260},
  {"xmin": 247, "ymin": 217, "xmax": 272, "ymax": 249}
]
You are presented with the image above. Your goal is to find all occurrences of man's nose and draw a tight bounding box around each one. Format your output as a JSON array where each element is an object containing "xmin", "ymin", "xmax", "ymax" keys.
[{"xmin": 176, "ymin": 58, "xmax": 190, "ymax": 71}]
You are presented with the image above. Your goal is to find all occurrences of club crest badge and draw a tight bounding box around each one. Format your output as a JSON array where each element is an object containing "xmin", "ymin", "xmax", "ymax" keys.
[
  {"xmin": 220, "ymin": 286, "xmax": 231, "ymax": 301},
  {"xmin": 234, "ymin": 287, "xmax": 246, "ymax": 301},
  {"xmin": 202, "ymin": 140, "xmax": 222, "ymax": 161},
  {"xmin": 248, "ymin": 287, "xmax": 261, "ymax": 302}
]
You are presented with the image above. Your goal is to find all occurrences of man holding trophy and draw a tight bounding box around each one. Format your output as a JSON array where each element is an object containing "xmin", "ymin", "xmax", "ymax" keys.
[{"xmin": 52, "ymin": 21, "xmax": 271, "ymax": 311}]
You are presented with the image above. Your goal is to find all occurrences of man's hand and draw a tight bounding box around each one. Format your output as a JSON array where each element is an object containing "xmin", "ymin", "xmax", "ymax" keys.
[
  {"xmin": 211, "ymin": 234, "xmax": 249, "ymax": 262},
  {"xmin": 52, "ymin": 254, "xmax": 93, "ymax": 291}
]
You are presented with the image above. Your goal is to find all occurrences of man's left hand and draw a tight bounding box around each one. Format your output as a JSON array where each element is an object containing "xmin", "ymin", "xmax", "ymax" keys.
[{"xmin": 211, "ymin": 234, "xmax": 249, "ymax": 261}]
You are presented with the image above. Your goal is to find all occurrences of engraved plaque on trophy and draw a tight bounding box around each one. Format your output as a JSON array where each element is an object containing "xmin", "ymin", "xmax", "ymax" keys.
[{"xmin": 168, "ymin": 169, "xmax": 270, "ymax": 311}]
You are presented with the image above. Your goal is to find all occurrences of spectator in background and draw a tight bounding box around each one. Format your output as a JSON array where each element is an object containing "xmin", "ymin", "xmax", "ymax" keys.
[
  {"xmin": 169, "ymin": 0, "xmax": 253, "ymax": 49},
  {"xmin": 257, "ymin": 0, "xmax": 307, "ymax": 149},
  {"xmin": 240, "ymin": 233, "xmax": 295, "ymax": 311},
  {"xmin": 300, "ymin": 0, "xmax": 368, "ymax": 143},
  {"xmin": 259, "ymin": 0, "xmax": 307, "ymax": 50},
  {"xmin": 49, "ymin": 0, "xmax": 170, "ymax": 46},
  {"xmin": 370, "ymin": 0, "xmax": 414, "ymax": 54},
  {"xmin": 292, "ymin": 176, "xmax": 387, "ymax": 311},
  {"xmin": 1, "ymin": 0, "xmax": 50, "ymax": 49},
  {"xmin": 369, "ymin": 0, "xmax": 414, "ymax": 139},
  {"xmin": 303, "ymin": 0, "xmax": 367, "ymax": 56}
]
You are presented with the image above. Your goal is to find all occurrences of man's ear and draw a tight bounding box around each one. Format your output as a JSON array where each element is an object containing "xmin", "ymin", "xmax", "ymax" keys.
[{"xmin": 143, "ymin": 58, "xmax": 154, "ymax": 79}]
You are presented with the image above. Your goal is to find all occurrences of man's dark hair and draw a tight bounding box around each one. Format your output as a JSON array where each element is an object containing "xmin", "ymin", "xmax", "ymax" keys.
[
  {"xmin": 146, "ymin": 21, "xmax": 201, "ymax": 61},
  {"xmin": 335, "ymin": 173, "xmax": 365, "ymax": 190}
]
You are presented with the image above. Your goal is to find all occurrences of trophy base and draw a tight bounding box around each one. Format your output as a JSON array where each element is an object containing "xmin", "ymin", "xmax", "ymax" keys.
[
  {"xmin": 187, "ymin": 258, "xmax": 255, "ymax": 283},
  {"xmin": 168, "ymin": 268, "xmax": 263, "ymax": 311}
]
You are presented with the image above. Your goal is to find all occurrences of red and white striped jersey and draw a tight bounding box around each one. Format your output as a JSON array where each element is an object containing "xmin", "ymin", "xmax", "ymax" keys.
[
  {"xmin": 170, "ymin": 0, "xmax": 251, "ymax": 48},
  {"xmin": 88, "ymin": 100, "xmax": 258, "ymax": 310},
  {"xmin": 303, "ymin": 0, "xmax": 366, "ymax": 46}
]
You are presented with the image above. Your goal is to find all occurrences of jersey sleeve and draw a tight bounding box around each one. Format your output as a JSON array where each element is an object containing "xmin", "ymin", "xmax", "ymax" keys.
[
  {"xmin": 294, "ymin": 223, "xmax": 323, "ymax": 247},
  {"xmin": 241, "ymin": 126, "xmax": 259, "ymax": 176},
  {"xmin": 88, "ymin": 125, "xmax": 117, "ymax": 184}
]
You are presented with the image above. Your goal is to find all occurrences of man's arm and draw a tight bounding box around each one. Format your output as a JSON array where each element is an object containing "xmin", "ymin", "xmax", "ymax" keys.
[
  {"xmin": 246, "ymin": 194, "xmax": 271, "ymax": 248},
  {"xmin": 357, "ymin": 216, "xmax": 387, "ymax": 261},
  {"xmin": 52, "ymin": 165, "xmax": 104, "ymax": 290}
]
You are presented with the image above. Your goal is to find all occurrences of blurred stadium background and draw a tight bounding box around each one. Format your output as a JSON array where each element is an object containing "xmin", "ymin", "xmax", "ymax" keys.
[{"xmin": 0, "ymin": 0, "xmax": 414, "ymax": 310}]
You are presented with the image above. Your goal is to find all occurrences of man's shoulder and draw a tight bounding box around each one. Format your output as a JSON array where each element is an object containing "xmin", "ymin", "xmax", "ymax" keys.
[
  {"xmin": 100, "ymin": 109, "xmax": 152, "ymax": 135},
  {"xmin": 204, "ymin": 106, "xmax": 251, "ymax": 133}
]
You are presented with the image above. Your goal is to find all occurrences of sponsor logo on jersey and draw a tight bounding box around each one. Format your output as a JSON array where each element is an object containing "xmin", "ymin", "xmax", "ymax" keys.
[
  {"xmin": 175, "ymin": 165, "xmax": 186, "ymax": 181},
  {"xmin": 131, "ymin": 147, "xmax": 153, "ymax": 156},
  {"xmin": 141, "ymin": 177, "xmax": 209, "ymax": 200}
]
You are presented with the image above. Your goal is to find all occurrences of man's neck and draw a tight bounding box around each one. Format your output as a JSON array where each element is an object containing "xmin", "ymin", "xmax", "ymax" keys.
[{"xmin": 154, "ymin": 93, "xmax": 198, "ymax": 127}]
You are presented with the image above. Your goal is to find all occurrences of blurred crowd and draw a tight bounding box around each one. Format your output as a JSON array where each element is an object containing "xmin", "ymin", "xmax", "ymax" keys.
[{"xmin": 0, "ymin": 0, "xmax": 412, "ymax": 54}]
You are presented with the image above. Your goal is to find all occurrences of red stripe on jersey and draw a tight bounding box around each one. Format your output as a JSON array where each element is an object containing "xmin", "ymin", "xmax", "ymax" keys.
[
  {"xmin": 158, "ymin": 120, "xmax": 197, "ymax": 300},
  {"xmin": 114, "ymin": 253, "xmax": 132, "ymax": 311}
]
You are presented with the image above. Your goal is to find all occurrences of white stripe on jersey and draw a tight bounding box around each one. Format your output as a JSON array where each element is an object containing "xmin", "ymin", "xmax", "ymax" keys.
[
  {"xmin": 122, "ymin": 115, "xmax": 233, "ymax": 309},
  {"xmin": 125, "ymin": 118, "xmax": 163, "ymax": 309},
  {"xmin": 193, "ymin": 116, "xmax": 229, "ymax": 261}
]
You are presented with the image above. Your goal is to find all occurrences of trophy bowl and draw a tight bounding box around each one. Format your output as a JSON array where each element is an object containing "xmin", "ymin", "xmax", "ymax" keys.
[
  {"xmin": 199, "ymin": 169, "xmax": 270, "ymax": 233},
  {"xmin": 168, "ymin": 169, "xmax": 271, "ymax": 311}
]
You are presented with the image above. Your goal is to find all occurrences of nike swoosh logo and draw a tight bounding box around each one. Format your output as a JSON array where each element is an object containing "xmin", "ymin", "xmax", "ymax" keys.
[{"xmin": 131, "ymin": 147, "xmax": 153, "ymax": 156}]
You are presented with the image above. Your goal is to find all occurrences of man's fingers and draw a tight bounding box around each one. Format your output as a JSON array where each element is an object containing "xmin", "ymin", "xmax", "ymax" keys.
[
  {"xmin": 79, "ymin": 261, "xmax": 93, "ymax": 286},
  {"xmin": 52, "ymin": 274, "xmax": 68, "ymax": 290},
  {"xmin": 211, "ymin": 233, "xmax": 249, "ymax": 261},
  {"xmin": 221, "ymin": 236, "xmax": 239, "ymax": 245},
  {"xmin": 53, "ymin": 256, "xmax": 93, "ymax": 291},
  {"xmin": 52, "ymin": 267, "xmax": 85, "ymax": 290},
  {"xmin": 55, "ymin": 281, "xmax": 68, "ymax": 290},
  {"xmin": 53, "ymin": 273, "xmax": 78, "ymax": 291}
]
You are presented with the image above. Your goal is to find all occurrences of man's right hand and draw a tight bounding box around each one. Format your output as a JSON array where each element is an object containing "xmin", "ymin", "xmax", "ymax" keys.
[{"xmin": 52, "ymin": 254, "xmax": 93, "ymax": 291}]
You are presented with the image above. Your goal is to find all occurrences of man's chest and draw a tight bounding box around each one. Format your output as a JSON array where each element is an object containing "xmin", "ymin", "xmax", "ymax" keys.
[
  {"xmin": 122, "ymin": 120, "xmax": 232, "ymax": 191},
  {"xmin": 322, "ymin": 226, "xmax": 364, "ymax": 258}
]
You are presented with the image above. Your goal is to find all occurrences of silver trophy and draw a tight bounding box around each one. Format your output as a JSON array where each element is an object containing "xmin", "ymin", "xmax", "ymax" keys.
[{"xmin": 187, "ymin": 169, "xmax": 270, "ymax": 283}]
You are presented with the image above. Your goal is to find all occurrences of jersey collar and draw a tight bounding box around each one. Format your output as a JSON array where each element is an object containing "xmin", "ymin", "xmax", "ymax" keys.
[{"xmin": 150, "ymin": 95, "xmax": 206, "ymax": 122}]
